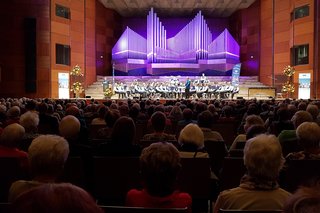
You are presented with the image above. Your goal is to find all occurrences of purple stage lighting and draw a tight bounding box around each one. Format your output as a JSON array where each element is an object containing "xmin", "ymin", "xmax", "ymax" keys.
[{"xmin": 112, "ymin": 8, "xmax": 240, "ymax": 75}]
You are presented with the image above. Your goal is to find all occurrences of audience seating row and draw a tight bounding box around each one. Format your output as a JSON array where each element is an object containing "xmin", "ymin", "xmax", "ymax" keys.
[
  {"xmin": 1, "ymin": 156, "xmax": 319, "ymax": 211},
  {"xmin": 59, "ymin": 156, "xmax": 212, "ymax": 211}
]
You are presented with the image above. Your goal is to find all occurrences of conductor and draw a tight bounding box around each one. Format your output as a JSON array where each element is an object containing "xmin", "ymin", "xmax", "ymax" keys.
[{"xmin": 185, "ymin": 77, "xmax": 191, "ymax": 99}]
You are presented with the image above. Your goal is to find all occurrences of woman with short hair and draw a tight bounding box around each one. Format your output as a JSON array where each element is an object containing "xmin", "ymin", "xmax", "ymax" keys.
[
  {"xmin": 126, "ymin": 142, "xmax": 192, "ymax": 211},
  {"xmin": 214, "ymin": 134, "xmax": 291, "ymax": 212}
]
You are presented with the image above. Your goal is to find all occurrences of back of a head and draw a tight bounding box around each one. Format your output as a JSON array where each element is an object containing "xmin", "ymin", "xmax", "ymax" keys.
[
  {"xmin": 283, "ymin": 186, "xmax": 320, "ymax": 213},
  {"xmin": 296, "ymin": 122, "xmax": 320, "ymax": 150},
  {"xmin": 119, "ymin": 104, "xmax": 129, "ymax": 116},
  {"xmin": 178, "ymin": 123, "xmax": 204, "ymax": 149},
  {"xmin": 277, "ymin": 108, "xmax": 290, "ymax": 121},
  {"xmin": 151, "ymin": 111, "xmax": 166, "ymax": 132},
  {"xmin": 221, "ymin": 105, "xmax": 233, "ymax": 117},
  {"xmin": 11, "ymin": 183, "xmax": 103, "ymax": 213},
  {"xmin": 38, "ymin": 103, "xmax": 48, "ymax": 114},
  {"xmin": 197, "ymin": 110, "xmax": 214, "ymax": 128},
  {"xmin": 0, "ymin": 123, "xmax": 25, "ymax": 147},
  {"xmin": 182, "ymin": 108, "xmax": 193, "ymax": 120},
  {"xmin": 244, "ymin": 134, "xmax": 284, "ymax": 180},
  {"xmin": 97, "ymin": 105, "xmax": 108, "ymax": 118},
  {"xmin": 291, "ymin": 110, "xmax": 313, "ymax": 129},
  {"xmin": 7, "ymin": 106, "xmax": 21, "ymax": 118},
  {"xmin": 105, "ymin": 109, "xmax": 121, "ymax": 128},
  {"xmin": 25, "ymin": 100, "xmax": 37, "ymax": 111},
  {"xmin": 140, "ymin": 142, "xmax": 181, "ymax": 197},
  {"xmin": 20, "ymin": 111, "xmax": 39, "ymax": 132},
  {"xmin": 65, "ymin": 106, "xmax": 80, "ymax": 117},
  {"xmin": 246, "ymin": 124, "xmax": 267, "ymax": 140},
  {"xmin": 59, "ymin": 115, "xmax": 80, "ymax": 140},
  {"xmin": 306, "ymin": 104, "xmax": 319, "ymax": 120},
  {"xmin": 111, "ymin": 116, "xmax": 136, "ymax": 145},
  {"xmin": 244, "ymin": 115, "xmax": 264, "ymax": 132},
  {"xmin": 28, "ymin": 135, "xmax": 69, "ymax": 178},
  {"xmin": 298, "ymin": 102, "xmax": 307, "ymax": 111}
]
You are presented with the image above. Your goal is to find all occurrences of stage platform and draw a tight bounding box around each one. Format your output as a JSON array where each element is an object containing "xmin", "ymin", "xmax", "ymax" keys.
[{"xmin": 85, "ymin": 75, "xmax": 275, "ymax": 100}]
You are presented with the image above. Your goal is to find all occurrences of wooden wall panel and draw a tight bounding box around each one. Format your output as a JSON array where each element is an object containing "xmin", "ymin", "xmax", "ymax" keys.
[
  {"xmin": 0, "ymin": 0, "xmax": 50, "ymax": 98},
  {"xmin": 85, "ymin": 0, "xmax": 96, "ymax": 87},
  {"xmin": 95, "ymin": 0, "xmax": 122, "ymax": 76},
  {"xmin": 260, "ymin": 0, "xmax": 273, "ymax": 85},
  {"xmin": 229, "ymin": 0, "xmax": 260, "ymax": 76}
]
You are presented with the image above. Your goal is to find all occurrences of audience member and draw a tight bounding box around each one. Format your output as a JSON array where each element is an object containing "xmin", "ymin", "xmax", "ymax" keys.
[
  {"xmin": 286, "ymin": 122, "xmax": 320, "ymax": 160},
  {"xmin": 126, "ymin": 142, "xmax": 192, "ymax": 211},
  {"xmin": 197, "ymin": 110, "xmax": 223, "ymax": 141},
  {"xmin": 4, "ymin": 106, "xmax": 21, "ymax": 127},
  {"xmin": 306, "ymin": 104, "xmax": 320, "ymax": 125},
  {"xmin": 168, "ymin": 106, "xmax": 183, "ymax": 123},
  {"xmin": 177, "ymin": 108, "xmax": 197, "ymax": 127},
  {"xmin": 65, "ymin": 105, "xmax": 88, "ymax": 141},
  {"xmin": 9, "ymin": 134, "xmax": 69, "ymax": 202},
  {"xmin": 278, "ymin": 110, "xmax": 312, "ymax": 143},
  {"xmin": 19, "ymin": 111, "xmax": 40, "ymax": 141},
  {"xmin": 0, "ymin": 123, "xmax": 27, "ymax": 168},
  {"xmin": 214, "ymin": 134, "xmax": 291, "ymax": 212},
  {"xmin": 245, "ymin": 124, "xmax": 267, "ymax": 141},
  {"xmin": 11, "ymin": 183, "xmax": 103, "ymax": 213},
  {"xmin": 97, "ymin": 116, "xmax": 141, "ymax": 156},
  {"xmin": 268, "ymin": 108, "xmax": 294, "ymax": 136},
  {"xmin": 229, "ymin": 115, "xmax": 264, "ymax": 150},
  {"xmin": 142, "ymin": 111, "xmax": 176, "ymax": 142},
  {"xmin": 283, "ymin": 185, "xmax": 320, "ymax": 213},
  {"xmin": 59, "ymin": 115, "xmax": 90, "ymax": 156},
  {"xmin": 178, "ymin": 123, "xmax": 208, "ymax": 158},
  {"xmin": 91, "ymin": 105, "xmax": 108, "ymax": 125},
  {"xmin": 37, "ymin": 103, "xmax": 59, "ymax": 134},
  {"xmin": 97, "ymin": 109, "xmax": 120, "ymax": 139}
]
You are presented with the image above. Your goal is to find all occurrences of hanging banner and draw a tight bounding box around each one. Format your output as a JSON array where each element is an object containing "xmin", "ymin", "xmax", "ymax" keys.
[
  {"xmin": 231, "ymin": 63, "xmax": 241, "ymax": 86},
  {"xmin": 298, "ymin": 73, "xmax": 310, "ymax": 99},
  {"xmin": 58, "ymin": 73, "xmax": 70, "ymax": 99}
]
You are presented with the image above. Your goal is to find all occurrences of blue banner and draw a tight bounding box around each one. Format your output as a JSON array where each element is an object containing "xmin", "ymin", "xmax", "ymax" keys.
[{"xmin": 231, "ymin": 63, "xmax": 241, "ymax": 86}]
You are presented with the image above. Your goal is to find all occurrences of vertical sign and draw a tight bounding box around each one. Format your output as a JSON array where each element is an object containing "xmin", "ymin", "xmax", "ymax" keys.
[
  {"xmin": 231, "ymin": 63, "xmax": 241, "ymax": 86},
  {"xmin": 58, "ymin": 73, "xmax": 69, "ymax": 99},
  {"xmin": 298, "ymin": 73, "xmax": 310, "ymax": 99}
]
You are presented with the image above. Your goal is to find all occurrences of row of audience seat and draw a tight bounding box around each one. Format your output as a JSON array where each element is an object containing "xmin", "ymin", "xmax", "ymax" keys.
[{"xmin": 1, "ymin": 156, "xmax": 319, "ymax": 212}]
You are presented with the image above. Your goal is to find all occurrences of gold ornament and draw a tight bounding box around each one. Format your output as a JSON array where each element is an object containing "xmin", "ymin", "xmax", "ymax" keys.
[
  {"xmin": 281, "ymin": 81, "xmax": 295, "ymax": 93},
  {"xmin": 70, "ymin": 81, "xmax": 84, "ymax": 93},
  {"xmin": 283, "ymin": 65, "xmax": 295, "ymax": 77},
  {"xmin": 70, "ymin": 64, "xmax": 84, "ymax": 76},
  {"xmin": 104, "ymin": 88, "xmax": 113, "ymax": 98}
]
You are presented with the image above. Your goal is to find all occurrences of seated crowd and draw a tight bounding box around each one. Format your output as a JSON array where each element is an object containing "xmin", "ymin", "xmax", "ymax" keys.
[{"xmin": 0, "ymin": 97, "xmax": 319, "ymax": 212}]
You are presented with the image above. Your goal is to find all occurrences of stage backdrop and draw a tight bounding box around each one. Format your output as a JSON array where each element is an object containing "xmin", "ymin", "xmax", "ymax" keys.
[{"xmin": 112, "ymin": 8, "xmax": 240, "ymax": 76}]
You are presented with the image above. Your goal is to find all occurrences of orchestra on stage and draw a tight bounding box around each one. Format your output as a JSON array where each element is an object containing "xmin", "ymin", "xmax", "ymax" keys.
[{"xmin": 112, "ymin": 75, "xmax": 239, "ymax": 100}]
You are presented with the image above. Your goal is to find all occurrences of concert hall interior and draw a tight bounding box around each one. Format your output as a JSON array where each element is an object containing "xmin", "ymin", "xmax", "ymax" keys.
[
  {"xmin": 0, "ymin": 0, "xmax": 319, "ymax": 99},
  {"xmin": 2, "ymin": 1, "xmax": 320, "ymax": 213}
]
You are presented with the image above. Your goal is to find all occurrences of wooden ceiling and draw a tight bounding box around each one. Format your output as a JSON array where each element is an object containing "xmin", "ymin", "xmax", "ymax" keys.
[{"xmin": 99, "ymin": 0, "xmax": 257, "ymax": 18}]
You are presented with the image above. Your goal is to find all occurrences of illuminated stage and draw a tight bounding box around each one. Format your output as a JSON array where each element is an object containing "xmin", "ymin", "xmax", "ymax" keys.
[
  {"xmin": 86, "ymin": 9, "xmax": 270, "ymax": 100},
  {"xmin": 112, "ymin": 8, "xmax": 240, "ymax": 76}
]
